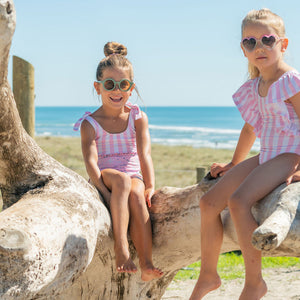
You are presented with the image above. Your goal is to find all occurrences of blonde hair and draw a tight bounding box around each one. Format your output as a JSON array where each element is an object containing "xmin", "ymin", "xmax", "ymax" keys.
[
  {"xmin": 96, "ymin": 42, "xmax": 134, "ymax": 81},
  {"xmin": 242, "ymin": 9, "xmax": 286, "ymax": 79}
]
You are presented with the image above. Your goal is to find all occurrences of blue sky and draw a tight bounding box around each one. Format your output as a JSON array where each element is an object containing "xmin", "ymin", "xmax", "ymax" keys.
[{"xmin": 9, "ymin": 0, "xmax": 300, "ymax": 107}]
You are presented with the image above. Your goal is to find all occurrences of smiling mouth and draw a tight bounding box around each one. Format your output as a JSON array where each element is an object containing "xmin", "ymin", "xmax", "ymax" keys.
[{"xmin": 110, "ymin": 97, "xmax": 123, "ymax": 102}]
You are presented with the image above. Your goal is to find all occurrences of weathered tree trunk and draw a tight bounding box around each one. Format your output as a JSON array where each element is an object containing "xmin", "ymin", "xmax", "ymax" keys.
[{"xmin": 0, "ymin": 1, "xmax": 300, "ymax": 299}]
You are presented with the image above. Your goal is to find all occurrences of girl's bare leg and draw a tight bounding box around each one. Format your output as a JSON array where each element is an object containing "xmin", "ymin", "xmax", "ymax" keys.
[
  {"xmin": 228, "ymin": 153, "xmax": 300, "ymax": 300},
  {"xmin": 128, "ymin": 178, "xmax": 163, "ymax": 281},
  {"xmin": 101, "ymin": 169, "xmax": 137, "ymax": 273},
  {"xmin": 190, "ymin": 155, "xmax": 260, "ymax": 300}
]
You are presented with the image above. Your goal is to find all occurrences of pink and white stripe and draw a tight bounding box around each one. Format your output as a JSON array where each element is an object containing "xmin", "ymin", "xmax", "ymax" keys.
[
  {"xmin": 233, "ymin": 70, "xmax": 300, "ymax": 164},
  {"xmin": 73, "ymin": 103, "xmax": 142, "ymax": 176}
]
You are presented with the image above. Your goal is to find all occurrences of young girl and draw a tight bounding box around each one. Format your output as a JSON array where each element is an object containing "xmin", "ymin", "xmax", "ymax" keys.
[
  {"xmin": 190, "ymin": 9, "xmax": 300, "ymax": 300},
  {"xmin": 74, "ymin": 42, "xmax": 163, "ymax": 281}
]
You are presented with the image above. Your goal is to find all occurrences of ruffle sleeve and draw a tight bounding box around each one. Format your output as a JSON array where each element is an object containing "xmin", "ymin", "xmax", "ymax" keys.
[
  {"xmin": 232, "ymin": 79, "xmax": 262, "ymax": 137},
  {"xmin": 281, "ymin": 104, "xmax": 300, "ymax": 136},
  {"xmin": 266, "ymin": 70, "xmax": 300, "ymax": 104},
  {"xmin": 73, "ymin": 111, "xmax": 92, "ymax": 131},
  {"xmin": 267, "ymin": 71, "xmax": 300, "ymax": 136},
  {"xmin": 126, "ymin": 102, "xmax": 142, "ymax": 120}
]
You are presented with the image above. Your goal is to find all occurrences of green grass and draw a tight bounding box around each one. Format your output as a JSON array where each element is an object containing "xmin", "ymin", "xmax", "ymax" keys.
[
  {"xmin": 261, "ymin": 256, "xmax": 300, "ymax": 268},
  {"xmin": 174, "ymin": 252, "xmax": 300, "ymax": 281}
]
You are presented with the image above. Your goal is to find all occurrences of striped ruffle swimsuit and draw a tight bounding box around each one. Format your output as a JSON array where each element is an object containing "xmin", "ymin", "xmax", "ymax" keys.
[
  {"xmin": 233, "ymin": 70, "xmax": 300, "ymax": 164},
  {"xmin": 74, "ymin": 103, "xmax": 143, "ymax": 178}
]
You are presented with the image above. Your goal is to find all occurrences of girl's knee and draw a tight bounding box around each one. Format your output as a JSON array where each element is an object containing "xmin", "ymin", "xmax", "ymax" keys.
[
  {"xmin": 129, "ymin": 189, "xmax": 145, "ymax": 207},
  {"xmin": 199, "ymin": 193, "xmax": 217, "ymax": 214},
  {"xmin": 228, "ymin": 192, "xmax": 248, "ymax": 213},
  {"xmin": 112, "ymin": 172, "xmax": 131, "ymax": 192}
]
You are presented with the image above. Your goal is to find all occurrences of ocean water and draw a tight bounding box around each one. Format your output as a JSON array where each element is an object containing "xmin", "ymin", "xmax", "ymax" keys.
[{"xmin": 35, "ymin": 106, "xmax": 260, "ymax": 150}]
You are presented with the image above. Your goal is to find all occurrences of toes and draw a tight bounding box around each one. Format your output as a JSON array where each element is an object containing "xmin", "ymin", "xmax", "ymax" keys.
[
  {"xmin": 116, "ymin": 259, "xmax": 137, "ymax": 274},
  {"xmin": 153, "ymin": 268, "xmax": 163, "ymax": 277}
]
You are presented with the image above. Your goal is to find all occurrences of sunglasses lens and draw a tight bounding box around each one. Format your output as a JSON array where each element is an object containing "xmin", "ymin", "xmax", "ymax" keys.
[
  {"xmin": 242, "ymin": 38, "xmax": 256, "ymax": 51},
  {"xmin": 103, "ymin": 79, "xmax": 115, "ymax": 90},
  {"xmin": 262, "ymin": 35, "xmax": 276, "ymax": 48},
  {"xmin": 120, "ymin": 79, "xmax": 131, "ymax": 91}
]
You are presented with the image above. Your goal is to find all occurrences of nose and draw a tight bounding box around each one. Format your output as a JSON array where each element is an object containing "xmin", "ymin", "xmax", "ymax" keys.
[
  {"xmin": 113, "ymin": 83, "xmax": 121, "ymax": 91},
  {"xmin": 255, "ymin": 40, "xmax": 264, "ymax": 51}
]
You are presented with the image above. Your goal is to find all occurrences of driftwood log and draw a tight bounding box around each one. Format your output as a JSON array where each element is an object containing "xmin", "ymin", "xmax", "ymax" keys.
[{"xmin": 0, "ymin": 1, "xmax": 300, "ymax": 299}]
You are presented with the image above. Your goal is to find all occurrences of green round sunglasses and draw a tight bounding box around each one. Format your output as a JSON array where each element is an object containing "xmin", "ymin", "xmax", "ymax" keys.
[{"xmin": 96, "ymin": 78, "xmax": 134, "ymax": 92}]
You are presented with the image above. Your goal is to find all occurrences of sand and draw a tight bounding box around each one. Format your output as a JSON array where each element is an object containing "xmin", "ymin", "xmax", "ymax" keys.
[{"xmin": 162, "ymin": 267, "xmax": 300, "ymax": 299}]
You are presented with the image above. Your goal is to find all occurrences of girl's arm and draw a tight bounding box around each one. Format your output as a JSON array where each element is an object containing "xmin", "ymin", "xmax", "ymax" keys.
[
  {"xmin": 135, "ymin": 111, "xmax": 155, "ymax": 207},
  {"xmin": 80, "ymin": 120, "xmax": 111, "ymax": 202},
  {"xmin": 210, "ymin": 122, "xmax": 256, "ymax": 177},
  {"xmin": 285, "ymin": 92, "xmax": 300, "ymax": 184}
]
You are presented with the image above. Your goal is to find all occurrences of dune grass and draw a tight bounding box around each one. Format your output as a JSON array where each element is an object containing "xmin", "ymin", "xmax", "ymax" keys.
[
  {"xmin": 35, "ymin": 136, "xmax": 253, "ymax": 188},
  {"xmin": 175, "ymin": 252, "xmax": 300, "ymax": 281},
  {"xmin": 3, "ymin": 136, "xmax": 299, "ymax": 281}
]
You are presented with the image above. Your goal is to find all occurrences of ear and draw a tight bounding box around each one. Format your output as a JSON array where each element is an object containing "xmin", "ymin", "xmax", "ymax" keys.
[
  {"xmin": 241, "ymin": 43, "xmax": 247, "ymax": 57},
  {"xmin": 281, "ymin": 38, "xmax": 288, "ymax": 53},
  {"xmin": 94, "ymin": 81, "xmax": 101, "ymax": 95},
  {"xmin": 129, "ymin": 83, "xmax": 135, "ymax": 96}
]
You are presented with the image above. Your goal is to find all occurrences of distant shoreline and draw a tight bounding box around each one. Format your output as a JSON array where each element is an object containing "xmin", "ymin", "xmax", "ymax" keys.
[
  {"xmin": 35, "ymin": 105, "xmax": 237, "ymax": 108},
  {"xmin": 35, "ymin": 134, "xmax": 240, "ymax": 151},
  {"xmin": 35, "ymin": 106, "xmax": 250, "ymax": 150}
]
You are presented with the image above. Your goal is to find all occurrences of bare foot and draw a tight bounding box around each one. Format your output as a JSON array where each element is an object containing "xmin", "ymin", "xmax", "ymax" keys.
[
  {"xmin": 189, "ymin": 273, "xmax": 221, "ymax": 300},
  {"xmin": 115, "ymin": 247, "xmax": 137, "ymax": 273},
  {"xmin": 239, "ymin": 279, "xmax": 267, "ymax": 300},
  {"xmin": 116, "ymin": 257, "xmax": 137, "ymax": 273},
  {"xmin": 141, "ymin": 264, "xmax": 164, "ymax": 281}
]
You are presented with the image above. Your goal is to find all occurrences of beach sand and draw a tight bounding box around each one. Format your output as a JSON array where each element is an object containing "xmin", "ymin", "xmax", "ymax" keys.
[{"xmin": 163, "ymin": 267, "xmax": 300, "ymax": 300}]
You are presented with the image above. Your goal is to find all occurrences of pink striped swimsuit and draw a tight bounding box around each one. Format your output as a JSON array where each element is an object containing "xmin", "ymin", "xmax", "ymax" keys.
[
  {"xmin": 233, "ymin": 70, "xmax": 300, "ymax": 164},
  {"xmin": 74, "ymin": 103, "xmax": 143, "ymax": 178}
]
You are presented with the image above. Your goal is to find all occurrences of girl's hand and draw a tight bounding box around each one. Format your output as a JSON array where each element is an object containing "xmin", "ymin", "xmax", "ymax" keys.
[
  {"xmin": 210, "ymin": 162, "xmax": 235, "ymax": 178},
  {"xmin": 286, "ymin": 170, "xmax": 300, "ymax": 185},
  {"xmin": 100, "ymin": 188, "xmax": 111, "ymax": 206},
  {"xmin": 96, "ymin": 176, "xmax": 111, "ymax": 206},
  {"xmin": 145, "ymin": 187, "xmax": 154, "ymax": 208}
]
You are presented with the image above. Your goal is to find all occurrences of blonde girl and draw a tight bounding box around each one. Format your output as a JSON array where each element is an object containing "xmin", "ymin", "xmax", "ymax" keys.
[{"xmin": 190, "ymin": 9, "xmax": 300, "ymax": 300}]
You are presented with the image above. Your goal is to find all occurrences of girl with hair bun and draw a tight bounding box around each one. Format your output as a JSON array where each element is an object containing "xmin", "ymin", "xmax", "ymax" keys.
[
  {"xmin": 190, "ymin": 8, "xmax": 300, "ymax": 300},
  {"xmin": 74, "ymin": 42, "xmax": 163, "ymax": 281}
]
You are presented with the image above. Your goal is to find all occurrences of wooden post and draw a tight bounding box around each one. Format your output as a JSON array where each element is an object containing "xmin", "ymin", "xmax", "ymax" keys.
[
  {"xmin": 12, "ymin": 56, "xmax": 35, "ymax": 137},
  {"xmin": 196, "ymin": 167, "xmax": 206, "ymax": 182}
]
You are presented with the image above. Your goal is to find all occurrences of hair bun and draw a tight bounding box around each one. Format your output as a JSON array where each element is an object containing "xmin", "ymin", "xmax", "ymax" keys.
[{"xmin": 104, "ymin": 42, "xmax": 127, "ymax": 57}]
